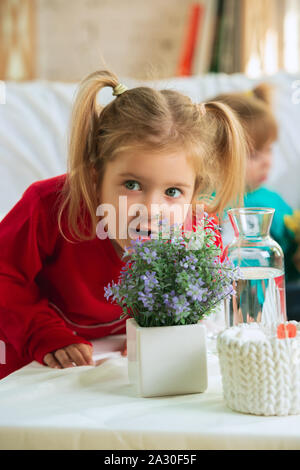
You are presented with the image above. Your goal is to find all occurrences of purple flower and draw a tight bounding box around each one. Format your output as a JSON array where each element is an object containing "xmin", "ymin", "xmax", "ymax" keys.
[
  {"xmin": 138, "ymin": 246, "xmax": 158, "ymax": 264},
  {"xmin": 103, "ymin": 213, "xmax": 239, "ymax": 327},
  {"xmin": 186, "ymin": 282, "xmax": 208, "ymax": 302}
]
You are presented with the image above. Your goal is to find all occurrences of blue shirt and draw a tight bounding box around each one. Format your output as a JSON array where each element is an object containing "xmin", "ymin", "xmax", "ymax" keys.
[
  {"xmin": 243, "ymin": 187, "xmax": 298, "ymax": 282},
  {"xmin": 244, "ymin": 187, "xmax": 294, "ymax": 256}
]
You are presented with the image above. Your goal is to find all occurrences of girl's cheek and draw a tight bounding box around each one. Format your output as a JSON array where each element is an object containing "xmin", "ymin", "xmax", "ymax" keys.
[
  {"xmin": 247, "ymin": 160, "xmax": 257, "ymax": 175},
  {"xmin": 245, "ymin": 165, "xmax": 255, "ymax": 186}
]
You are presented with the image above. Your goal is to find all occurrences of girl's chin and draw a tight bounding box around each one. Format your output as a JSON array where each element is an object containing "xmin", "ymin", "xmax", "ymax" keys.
[
  {"xmin": 127, "ymin": 228, "xmax": 153, "ymax": 241},
  {"xmin": 127, "ymin": 234, "xmax": 152, "ymax": 242},
  {"xmin": 116, "ymin": 235, "xmax": 150, "ymax": 251},
  {"xmin": 115, "ymin": 229, "xmax": 159, "ymax": 251},
  {"xmin": 247, "ymin": 182, "xmax": 261, "ymax": 192}
]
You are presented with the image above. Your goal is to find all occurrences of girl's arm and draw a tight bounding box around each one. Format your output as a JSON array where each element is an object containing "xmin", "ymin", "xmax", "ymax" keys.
[{"xmin": 0, "ymin": 184, "xmax": 92, "ymax": 368}]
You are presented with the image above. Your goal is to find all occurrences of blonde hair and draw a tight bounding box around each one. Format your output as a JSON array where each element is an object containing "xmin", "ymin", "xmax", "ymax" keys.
[
  {"xmin": 211, "ymin": 83, "xmax": 278, "ymax": 153},
  {"xmin": 57, "ymin": 68, "xmax": 248, "ymax": 242}
]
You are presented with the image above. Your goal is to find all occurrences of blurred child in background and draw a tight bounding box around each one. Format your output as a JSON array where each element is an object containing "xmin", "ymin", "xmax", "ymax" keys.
[{"xmin": 211, "ymin": 84, "xmax": 300, "ymax": 284}]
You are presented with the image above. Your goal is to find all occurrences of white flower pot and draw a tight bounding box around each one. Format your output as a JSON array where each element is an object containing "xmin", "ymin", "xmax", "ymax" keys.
[{"xmin": 126, "ymin": 318, "xmax": 208, "ymax": 397}]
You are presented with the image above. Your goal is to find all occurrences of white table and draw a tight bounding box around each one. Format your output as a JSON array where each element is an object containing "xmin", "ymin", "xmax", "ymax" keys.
[{"xmin": 0, "ymin": 334, "xmax": 300, "ymax": 450}]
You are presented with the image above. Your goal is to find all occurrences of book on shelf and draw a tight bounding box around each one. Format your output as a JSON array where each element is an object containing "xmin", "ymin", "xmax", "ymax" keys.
[
  {"xmin": 209, "ymin": 0, "xmax": 225, "ymax": 73},
  {"xmin": 218, "ymin": 0, "xmax": 242, "ymax": 73},
  {"xmin": 192, "ymin": 0, "xmax": 218, "ymax": 75},
  {"xmin": 176, "ymin": 3, "xmax": 205, "ymax": 76},
  {"xmin": 182, "ymin": 0, "xmax": 244, "ymax": 76}
]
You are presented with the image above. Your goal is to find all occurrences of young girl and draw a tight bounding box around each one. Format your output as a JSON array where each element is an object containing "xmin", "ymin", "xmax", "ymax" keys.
[
  {"xmin": 0, "ymin": 68, "xmax": 246, "ymax": 379},
  {"xmin": 212, "ymin": 84, "xmax": 300, "ymax": 283}
]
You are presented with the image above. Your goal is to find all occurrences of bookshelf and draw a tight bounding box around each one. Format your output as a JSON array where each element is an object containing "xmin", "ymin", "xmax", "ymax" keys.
[{"xmin": 184, "ymin": 0, "xmax": 299, "ymax": 77}]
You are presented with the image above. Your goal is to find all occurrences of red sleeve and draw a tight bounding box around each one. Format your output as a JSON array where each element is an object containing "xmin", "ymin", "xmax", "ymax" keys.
[
  {"xmin": 0, "ymin": 183, "xmax": 92, "ymax": 366},
  {"xmin": 206, "ymin": 213, "xmax": 223, "ymax": 251}
]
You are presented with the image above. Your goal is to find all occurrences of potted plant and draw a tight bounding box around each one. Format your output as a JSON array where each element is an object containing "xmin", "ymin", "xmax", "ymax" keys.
[{"xmin": 104, "ymin": 214, "xmax": 240, "ymax": 397}]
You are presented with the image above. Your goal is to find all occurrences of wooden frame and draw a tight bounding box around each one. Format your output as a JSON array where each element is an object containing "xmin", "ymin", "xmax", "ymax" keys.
[{"xmin": 0, "ymin": 0, "xmax": 36, "ymax": 80}]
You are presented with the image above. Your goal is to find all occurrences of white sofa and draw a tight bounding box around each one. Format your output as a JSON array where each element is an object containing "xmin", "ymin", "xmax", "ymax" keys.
[{"xmin": 0, "ymin": 72, "xmax": 300, "ymax": 218}]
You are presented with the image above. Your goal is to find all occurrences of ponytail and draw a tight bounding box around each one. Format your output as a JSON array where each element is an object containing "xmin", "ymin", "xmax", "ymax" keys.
[
  {"xmin": 58, "ymin": 69, "xmax": 120, "ymax": 242},
  {"xmin": 209, "ymin": 83, "xmax": 278, "ymax": 194},
  {"xmin": 195, "ymin": 100, "xmax": 247, "ymax": 218},
  {"xmin": 252, "ymin": 83, "xmax": 275, "ymax": 107}
]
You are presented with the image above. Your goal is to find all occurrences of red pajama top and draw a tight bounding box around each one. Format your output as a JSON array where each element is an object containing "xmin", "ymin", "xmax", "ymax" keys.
[{"xmin": 0, "ymin": 174, "xmax": 222, "ymax": 379}]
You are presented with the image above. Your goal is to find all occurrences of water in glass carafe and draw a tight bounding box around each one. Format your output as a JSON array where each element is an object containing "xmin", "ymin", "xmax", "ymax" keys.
[{"xmin": 225, "ymin": 208, "xmax": 287, "ymax": 328}]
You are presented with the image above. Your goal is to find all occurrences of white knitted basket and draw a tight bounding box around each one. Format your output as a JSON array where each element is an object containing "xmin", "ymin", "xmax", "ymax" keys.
[{"xmin": 217, "ymin": 322, "xmax": 300, "ymax": 416}]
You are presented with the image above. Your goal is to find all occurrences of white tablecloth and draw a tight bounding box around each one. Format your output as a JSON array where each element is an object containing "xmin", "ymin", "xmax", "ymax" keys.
[{"xmin": 1, "ymin": 334, "xmax": 300, "ymax": 450}]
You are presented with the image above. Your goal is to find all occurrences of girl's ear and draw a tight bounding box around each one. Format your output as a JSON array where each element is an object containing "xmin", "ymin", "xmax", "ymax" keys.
[{"xmin": 252, "ymin": 83, "xmax": 275, "ymax": 107}]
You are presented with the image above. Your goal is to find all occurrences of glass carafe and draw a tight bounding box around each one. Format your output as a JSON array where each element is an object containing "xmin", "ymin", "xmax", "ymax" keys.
[{"xmin": 225, "ymin": 207, "xmax": 287, "ymax": 327}]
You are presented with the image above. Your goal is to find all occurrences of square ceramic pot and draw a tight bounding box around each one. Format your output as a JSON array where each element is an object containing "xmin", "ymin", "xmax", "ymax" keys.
[{"xmin": 126, "ymin": 318, "xmax": 207, "ymax": 397}]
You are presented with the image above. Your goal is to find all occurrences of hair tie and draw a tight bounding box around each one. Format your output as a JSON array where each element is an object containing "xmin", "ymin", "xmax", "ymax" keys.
[
  {"xmin": 197, "ymin": 102, "xmax": 206, "ymax": 116},
  {"xmin": 244, "ymin": 89, "xmax": 254, "ymax": 98},
  {"xmin": 112, "ymin": 83, "xmax": 128, "ymax": 96}
]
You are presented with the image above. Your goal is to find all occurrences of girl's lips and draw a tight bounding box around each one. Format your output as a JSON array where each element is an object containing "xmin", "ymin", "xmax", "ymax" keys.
[
  {"xmin": 128, "ymin": 227, "xmax": 157, "ymax": 239},
  {"xmin": 259, "ymin": 175, "xmax": 268, "ymax": 182}
]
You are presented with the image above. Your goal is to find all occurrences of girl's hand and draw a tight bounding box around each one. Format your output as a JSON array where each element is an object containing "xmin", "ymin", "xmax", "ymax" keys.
[{"xmin": 43, "ymin": 343, "xmax": 94, "ymax": 369}]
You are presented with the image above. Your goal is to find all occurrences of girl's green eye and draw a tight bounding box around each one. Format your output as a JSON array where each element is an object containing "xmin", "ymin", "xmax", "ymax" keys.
[
  {"xmin": 165, "ymin": 187, "xmax": 182, "ymax": 198},
  {"xmin": 125, "ymin": 180, "xmax": 141, "ymax": 191}
]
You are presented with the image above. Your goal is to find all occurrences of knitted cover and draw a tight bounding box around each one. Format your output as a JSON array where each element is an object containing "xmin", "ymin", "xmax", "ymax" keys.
[{"xmin": 217, "ymin": 322, "xmax": 300, "ymax": 416}]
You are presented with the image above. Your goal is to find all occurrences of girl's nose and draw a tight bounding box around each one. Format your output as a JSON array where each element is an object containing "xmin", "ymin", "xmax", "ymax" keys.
[
  {"xmin": 143, "ymin": 192, "xmax": 165, "ymax": 216},
  {"xmin": 260, "ymin": 151, "xmax": 272, "ymax": 169}
]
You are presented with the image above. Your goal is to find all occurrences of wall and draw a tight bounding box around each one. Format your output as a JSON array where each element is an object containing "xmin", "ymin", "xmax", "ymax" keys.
[{"xmin": 36, "ymin": 0, "xmax": 194, "ymax": 81}]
